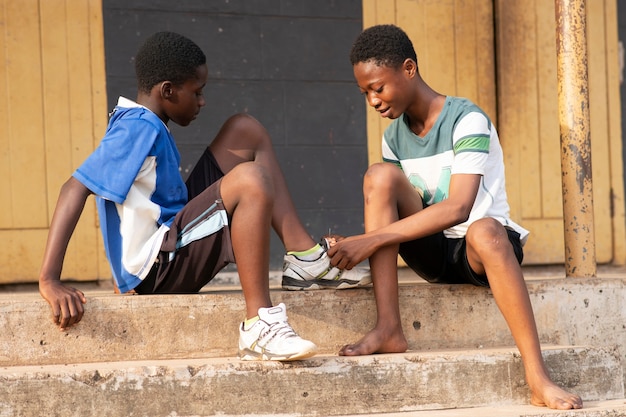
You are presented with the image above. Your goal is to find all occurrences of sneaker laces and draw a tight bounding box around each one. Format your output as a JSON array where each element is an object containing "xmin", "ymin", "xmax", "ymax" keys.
[{"xmin": 258, "ymin": 320, "xmax": 297, "ymax": 345}]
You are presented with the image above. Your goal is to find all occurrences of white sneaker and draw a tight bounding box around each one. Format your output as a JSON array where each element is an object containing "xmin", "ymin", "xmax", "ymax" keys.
[
  {"xmin": 282, "ymin": 240, "xmax": 372, "ymax": 291},
  {"xmin": 238, "ymin": 303, "xmax": 317, "ymax": 361}
]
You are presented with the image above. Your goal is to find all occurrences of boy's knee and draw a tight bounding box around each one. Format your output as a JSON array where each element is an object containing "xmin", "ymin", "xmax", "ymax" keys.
[
  {"xmin": 229, "ymin": 162, "xmax": 274, "ymax": 196},
  {"xmin": 224, "ymin": 113, "xmax": 266, "ymax": 137},
  {"xmin": 466, "ymin": 218, "xmax": 509, "ymax": 254},
  {"xmin": 364, "ymin": 163, "xmax": 402, "ymax": 190}
]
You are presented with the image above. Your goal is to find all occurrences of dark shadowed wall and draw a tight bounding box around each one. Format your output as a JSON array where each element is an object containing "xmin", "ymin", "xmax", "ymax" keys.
[{"xmin": 102, "ymin": 1, "xmax": 367, "ymax": 269}]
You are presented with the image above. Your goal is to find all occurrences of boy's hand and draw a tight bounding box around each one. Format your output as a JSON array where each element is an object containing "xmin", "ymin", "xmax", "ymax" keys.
[
  {"xmin": 327, "ymin": 234, "xmax": 375, "ymax": 270},
  {"xmin": 39, "ymin": 279, "xmax": 86, "ymax": 330}
]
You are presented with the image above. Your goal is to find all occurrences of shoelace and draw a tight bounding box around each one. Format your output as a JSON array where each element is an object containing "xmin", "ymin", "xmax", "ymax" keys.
[{"xmin": 258, "ymin": 320, "xmax": 297, "ymax": 344}]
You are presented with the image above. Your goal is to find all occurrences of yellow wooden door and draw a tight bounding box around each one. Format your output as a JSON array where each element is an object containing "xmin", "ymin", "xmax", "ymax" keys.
[
  {"xmin": 496, "ymin": 0, "xmax": 625, "ymax": 264},
  {"xmin": 0, "ymin": 0, "xmax": 109, "ymax": 283},
  {"xmin": 362, "ymin": 0, "xmax": 625, "ymax": 265}
]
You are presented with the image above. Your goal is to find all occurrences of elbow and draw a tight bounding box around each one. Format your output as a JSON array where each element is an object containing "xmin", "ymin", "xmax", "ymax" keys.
[{"xmin": 450, "ymin": 205, "xmax": 472, "ymax": 225}]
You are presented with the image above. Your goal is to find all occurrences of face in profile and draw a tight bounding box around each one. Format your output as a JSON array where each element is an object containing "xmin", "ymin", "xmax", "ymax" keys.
[
  {"xmin": 166, "ymin": 63, "xmax": 208, "ymax": 127},
  {"xmin": 353, "ymin": 59, "xmax": 415, "ymax": 120}
]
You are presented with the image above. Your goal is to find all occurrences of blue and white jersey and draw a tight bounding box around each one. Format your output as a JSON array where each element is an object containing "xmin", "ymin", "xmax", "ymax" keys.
[
  {"xmin": 73, "ymin": 97, "xmax": 186, "ymax": 293},
  {"xmin": 382, "ymin": 96, "xmax": 528, "ymax": 243}
]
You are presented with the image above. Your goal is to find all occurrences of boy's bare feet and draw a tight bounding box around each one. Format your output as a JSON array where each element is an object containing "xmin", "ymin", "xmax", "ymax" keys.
[
  {"xmin": 339, "ymin": 326, "xmax": 408, "ymax": 356},
  {"xmin": 530, "ymin": 379, "xmax": 583, "ymax": 410}
]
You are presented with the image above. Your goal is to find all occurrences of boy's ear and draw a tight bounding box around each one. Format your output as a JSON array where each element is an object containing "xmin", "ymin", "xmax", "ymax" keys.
[
  {"xmin": 159, "ymin": 81, "xmax": 175, "ymax": 99},
  {"xmin": 403, "ymin": 59, "xmax": 417, "ymax": 78}
]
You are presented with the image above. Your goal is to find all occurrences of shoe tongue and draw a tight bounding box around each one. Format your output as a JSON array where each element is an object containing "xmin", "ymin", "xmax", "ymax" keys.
[{"xmin": 259, "ymin": 303, "xmax": 287, "ymax": 323}]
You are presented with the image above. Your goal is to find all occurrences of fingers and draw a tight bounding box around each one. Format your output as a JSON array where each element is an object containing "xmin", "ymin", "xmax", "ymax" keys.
[
  {"xmin": 49, "ymin": 288, "xmax": 86, "ymax": 330},
  {"xmin": 327, "ymin": 244, "xmax": 354, "ymax": 270}
]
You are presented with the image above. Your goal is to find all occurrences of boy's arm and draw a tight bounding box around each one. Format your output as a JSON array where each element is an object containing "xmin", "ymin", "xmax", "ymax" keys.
[
  {"xmin": 39, "ymin": 176, "xmax": 93, "ymax": 330},
  {"xmin": 328, "ymin": 174, "xmax": 482, "ymax": 269}
]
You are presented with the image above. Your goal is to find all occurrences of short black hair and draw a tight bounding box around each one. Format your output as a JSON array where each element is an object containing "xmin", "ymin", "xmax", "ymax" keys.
[
  {"xmin": 349, "ymin": 24, "xmax": 417, "ymax": 68},
  {"xmin": 135, "ymin": 31, "xmax": 206, "ymax": 93}
]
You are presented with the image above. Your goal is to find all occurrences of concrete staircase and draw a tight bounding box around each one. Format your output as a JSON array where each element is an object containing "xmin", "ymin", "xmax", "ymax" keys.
[{"xmin": 1, "ymin": 268, "xmax": 625, "ymax": 416}]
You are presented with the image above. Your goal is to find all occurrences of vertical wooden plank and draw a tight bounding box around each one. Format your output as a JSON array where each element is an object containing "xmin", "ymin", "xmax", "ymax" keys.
[
  {"xmin": 536, "ymin": 0, "xmax": 562, "ymax": 218},
  {"xmin": 63, "ymin": 0, "xmax": 102, "ymax": 279},
  {"xmin": 451, "ymin": 0, "xmax": 497, "ymax": 124},
  {"xmin": 454, "ymin": 0, "xmax": 479, "ymax": 100},
  {"xmin": 428, "ymin": 0, "xmax": 457, "ymax": 93},
  {"xmin": 605, "ymin": 0, "xmax": 626, "ymax": 264},
  {"xmin": 497, "ymin": 0, "xmax": 543, "ymax": 222},
  {"xmin": 495, "ymin": 0, "xmax": 533, "ymax": 223},
  {"xmin": 586, "ymin": 0, "xmax": 612, "ymax": 263},
  {"xmin": 474, "ymin": 0, "xmax": 497, "ymax": 124},
  {"xmin": 89, "ymin": 0, "xmax": 112, "ymax": 278},
  {"xmin": 5, "ymin": 0, "xmax": 47, "ymax": 228},
  {"xmin": 40, "ymin": 0, "xmax": 72, "ymax": 222},
  {"xmin": 520, "ymin": 0, "xmax": 542, "ymax": 220},
  {"xmin": 0, "ymin": 0, "xmax": 13, "ymax": 229}
]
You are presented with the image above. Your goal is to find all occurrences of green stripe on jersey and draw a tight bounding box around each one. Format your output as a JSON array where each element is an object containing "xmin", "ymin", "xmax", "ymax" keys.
[{"xmin": 454, "ymin": 135, "xmax": 489, "ymax": 154}]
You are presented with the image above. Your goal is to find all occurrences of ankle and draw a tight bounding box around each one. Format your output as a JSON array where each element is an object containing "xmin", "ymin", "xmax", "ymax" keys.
[{"xmin": 287, "ymin": 244, "xmax": 323, "ymax": 260}]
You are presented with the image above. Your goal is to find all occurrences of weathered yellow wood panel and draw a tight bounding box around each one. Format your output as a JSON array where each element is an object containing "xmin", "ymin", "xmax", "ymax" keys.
[
  {"xmin": 3, "ymin": 0, "xmax": 48, "ymax": 228},
  {"xmin": 0, "ymin": 0, "xmax": 108, "ymax": 283},
  {"xmin": 41, "ymin": 0, "xmax": 73, "ymax": 223},
  {"xmin": 499, "ymin": 1, "xmax": 544, "ymax": 221},
  {"xmin": 88, "ymin": 0, "xmax": 112, "ymax": 278},
  {"xmin": 496, "ymin": 0, "xmax": 623, "ymax": 264},
  {"xmin": 586, "ymin": 0, "xmax": 613, "ymax": 263},
  {"xmin": 0, "ymin": 0, "xmax": 10, "ymax": 229},
  {"xmin": 536, "ymin": 0, "xmax": 563, "ymax": 219},
  {"xmin": 65, "ymin": 0, "xmax": 104, "ymax": 278},
  {"xmin": 454, "ymin": 0, "xmax": 497, "ymax": 123},
  {"xmin": 518, "ymin": 219, "xmax": 565, "ymax": 265},
  {"xmin": 0, "ymin": 230, "xmax": 49, "ymax": 281},
  {"xmin": 605, "ymin": 0, "xmax": 626, "ymax": 265}
]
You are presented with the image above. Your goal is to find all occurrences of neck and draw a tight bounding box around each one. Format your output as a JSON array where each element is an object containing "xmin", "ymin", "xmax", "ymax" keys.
[
  {"xmin": 405, "ymin": 83, "xmax": 445, "ymax": 137},
  {"xmin": 136, "ymin": 90, "xmax": 168, "ymax": 125}
]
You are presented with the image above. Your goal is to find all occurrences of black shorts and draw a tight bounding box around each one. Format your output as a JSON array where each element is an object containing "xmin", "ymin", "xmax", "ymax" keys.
[
  {"xmin": 135, "ymin": 148, "xmax": 235, "ymax": 294},
  {"xmin": 399, "ymin": 226, "xmax": 524, "ymax": 287}
]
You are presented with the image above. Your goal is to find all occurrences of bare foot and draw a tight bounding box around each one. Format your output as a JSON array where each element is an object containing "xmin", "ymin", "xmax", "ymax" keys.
[
  {"xmin": 339, "ymin": 327, "xmax": 408, "ymax": 356},
  {"xmin": 530, "ymin": 380, "xmax": 583, "ymax": 410}
]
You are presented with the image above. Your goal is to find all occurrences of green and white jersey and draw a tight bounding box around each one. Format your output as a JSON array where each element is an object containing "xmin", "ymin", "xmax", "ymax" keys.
[{"xmin": 382, "ymin": 96, "xmax": 529, "ymax": 243}]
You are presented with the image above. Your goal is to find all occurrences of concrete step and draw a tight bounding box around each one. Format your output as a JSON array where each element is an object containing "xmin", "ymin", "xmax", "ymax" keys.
[
  {"xmin": 338, "ymin": 400, "xmax": 626, "ymax": 417},
  {"xmin": 2, "ymin": 272, "xmax": 625, "ymax": 368},
  {"xmin": 0, "ymin": 346, "xmax": 622, "ymax": 417},
  {"xmin": 2, "ymin": 268, "xmax": 626, "ymax": 415}
]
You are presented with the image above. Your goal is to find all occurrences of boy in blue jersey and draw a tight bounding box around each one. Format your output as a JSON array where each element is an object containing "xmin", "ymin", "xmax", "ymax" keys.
[
  {"xmin": 326, "ymin": 25, "xmax": 583, "ymax": 409},
  {"xmin": 38, "ymin": 31, "xmax": 367, "ymax": 361}
]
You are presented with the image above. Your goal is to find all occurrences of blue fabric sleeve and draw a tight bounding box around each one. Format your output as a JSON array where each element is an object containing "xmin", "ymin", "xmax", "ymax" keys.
[{"xmin": 74, "ymin": 115, "xmax": 159, "ymax": 204}]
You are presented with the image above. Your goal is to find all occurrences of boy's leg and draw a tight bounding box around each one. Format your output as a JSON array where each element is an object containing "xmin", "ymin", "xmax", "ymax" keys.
[
  {"xmin": 465, "ymin": 218, "xmax": 583, "ymax": 410},
  {"xmin": 340, "ymin": 163, "xmax": 421, "ymax": 355},
  {"xmin": 219, "ymin": 162, "xmax": 274, "ymax": 318},
  {"xmin": 218, "ymin": 162, "xmax": 317, "ymax": 360},
  {"xmin": 208, "ymin": 113, "xmax": 371, "ymax": 290},
  {"xmin": 208, "ymin": 113, "xmax": 315, "ymax": 251}
]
